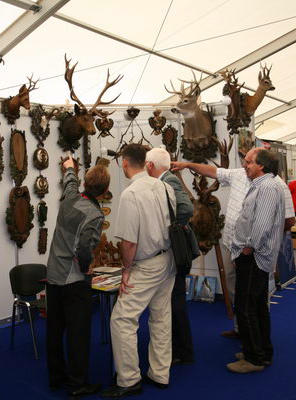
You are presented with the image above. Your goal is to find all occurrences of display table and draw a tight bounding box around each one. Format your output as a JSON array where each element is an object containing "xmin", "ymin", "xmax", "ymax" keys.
[{"xmin": 91, "ymin": 266, "xmax": 122, "ymax": 344}]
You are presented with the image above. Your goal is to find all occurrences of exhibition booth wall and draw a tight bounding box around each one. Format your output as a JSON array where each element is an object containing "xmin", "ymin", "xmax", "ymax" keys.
[{"xmin": 0, "ymin": 101, "xmax": 248, "ymax": 321}]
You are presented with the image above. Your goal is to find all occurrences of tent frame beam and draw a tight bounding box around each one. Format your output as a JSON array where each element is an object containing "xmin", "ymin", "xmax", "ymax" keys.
[
  {"xmin": 161, "ymin": 28, "xmax": 296, "ymax": 105},
  {"xmin": 255, "ymin": 99, "xmax": 296, "ymax": 125},
  {"xmin": 1, "ymin": 0, "xmax": 40, "ymax": 12},
  {"xmin": 275, "ymin": 131, "xmax": 296, "ymax": 143},
  {"xmin": 0, "ymin": 0, "xmax": 70, "ymax": 57}
]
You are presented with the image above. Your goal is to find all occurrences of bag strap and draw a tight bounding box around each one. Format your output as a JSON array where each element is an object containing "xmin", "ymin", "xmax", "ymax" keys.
[{"xmin": 163, "ymin": 184, "xmax": 176, "ymax": 224}]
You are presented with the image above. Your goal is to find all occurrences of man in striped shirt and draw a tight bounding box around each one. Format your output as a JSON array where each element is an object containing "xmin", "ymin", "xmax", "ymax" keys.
[
  {"xmin": 227, "ymin": 149, "xmax": 285, "ymax": 372},
  {"xmin": 171, "ymin": 149, "xmax": 295, "ymax": 339}
]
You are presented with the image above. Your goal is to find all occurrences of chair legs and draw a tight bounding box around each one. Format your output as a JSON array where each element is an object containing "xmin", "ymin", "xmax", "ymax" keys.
[
  {"xmin": 10, "ymin": 301, "xmax": 17, "ymax": 350},
  {"xmin": 25, "ymin": 304, "xmax": 39, "ymax": 360},
  {"xmin": 10, "ymin": 301, "xmax": 39, "ymax": 360}
]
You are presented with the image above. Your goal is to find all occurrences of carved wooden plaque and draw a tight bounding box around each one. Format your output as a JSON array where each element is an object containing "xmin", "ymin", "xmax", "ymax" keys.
[
  {"xmin": 33, "ymin": 147, "xmax": 49, "ymax": 170},
  {"xmin": 10, "ymin": 129, "xmax": 28, "ymax": 186},
  {"xmin": 6, "ymin": 186, "xmax": 34, "ymax": 248},
  {"xmin": 34, "ymin": 175, "xmax": 49, "ymax": 198},
  {"xmin": 38, "ymin": 227, "xmax": 48, "ymax": 254}
]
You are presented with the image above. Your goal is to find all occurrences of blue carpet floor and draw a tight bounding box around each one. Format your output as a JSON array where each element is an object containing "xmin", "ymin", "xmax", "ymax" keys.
[{"xmin": 1, "ymin": 284, "xmax": 296, "ymax": 400}]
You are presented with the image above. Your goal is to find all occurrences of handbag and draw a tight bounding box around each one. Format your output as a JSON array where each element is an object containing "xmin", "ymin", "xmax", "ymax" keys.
[{"xmin": 164, "ymin": 186, "xmax": 195, "ymax": 276}]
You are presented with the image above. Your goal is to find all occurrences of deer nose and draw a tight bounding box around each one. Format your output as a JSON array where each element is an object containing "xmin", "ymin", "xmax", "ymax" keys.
[{"xmin": 269, "ymin": 86, "xmax": 275, "ymax": 91}]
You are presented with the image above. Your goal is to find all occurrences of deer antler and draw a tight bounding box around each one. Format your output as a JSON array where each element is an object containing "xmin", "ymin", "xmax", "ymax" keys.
[
  {"xmin": 211, "ymin": 136, "xmax": 234, "ymax": 169},
  {"xmin": 178, "ymin": 70, "xmax": 201, "ymax": 96},
  {"xmin": 64, "ymin": 54, "xmax": 86, "ymax": 109},
  {"xmin": 26, "ymin": 74, "xmax": 39, "ymax": 92},
  {"xmin": 90, "ymin": 69, "xmax": 123, "ymax": 114},
  {"xmin": 96, "ymin": 109, "xmax": 115, "ymax": 118},
  {"xmin": 46, "ymin": 107, "xmax": 62, "ymax": 121},
  {"xmin": 191, "ymin": 173, "xmax": 219, "ymax": 198},
  {"xmin": 164, "ymin": 80, "xmax": 184, "ymax": 96},
  {"xmin": 259, "ymin": 62, "xmax": 272, "ymax": 78}
]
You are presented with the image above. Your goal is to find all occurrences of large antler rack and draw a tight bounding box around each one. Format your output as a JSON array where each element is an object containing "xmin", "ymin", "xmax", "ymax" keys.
[
  {"xmin": 178, "ymin": 70, "xmax": 202, "ymax": 97},
  {"xmin": 164, "ymin": 69, "xmax": 201, "ymax": 98},
  {"xmin": 90, "ymin": 69, "xmax": 123, "ymax": 115},
  {"xmin": 64, "ymin": 54, "xmax": 123, "ymax": 114},
  {"xmin": 26, "ymin": 73, "xmax": 39, "ymax": 92},
  {"xmin": 64, "ymin": 54, "xmax": 86, "ymax": 110},
  {"xmin": 220, "ymin": 68, "xmax": 244, "ymax": 90}
]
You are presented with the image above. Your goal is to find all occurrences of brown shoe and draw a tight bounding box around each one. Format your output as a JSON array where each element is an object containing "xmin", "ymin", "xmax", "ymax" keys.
[
  {"xmin": 235, "ymin": 352, "xmax": 244, "ymax": 360},
  {"xmin": 227, "ymin": 359, "xmax": 264, "ymax": 373},
  {"xmin": 235, "ymin": 352, "xmax": 272, "ymax": 366},
  {"xmin": 221, "ymin": 329, "xmax": 240, "ymax": 339}
]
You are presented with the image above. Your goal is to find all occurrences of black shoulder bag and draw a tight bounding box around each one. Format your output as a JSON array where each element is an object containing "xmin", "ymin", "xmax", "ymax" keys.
[{"xmin": 164, "ymin": 185, "xmax": 193, "ymax": 276}]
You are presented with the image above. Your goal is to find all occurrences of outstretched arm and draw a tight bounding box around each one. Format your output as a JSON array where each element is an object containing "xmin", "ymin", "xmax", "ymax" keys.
[
  {"xmin": 171, "ymin": 161, "xmax": 217, "ymax": 179},
  {"xmin": 62, "ymin": 154, "xmax": 79, "ymax": 199}
]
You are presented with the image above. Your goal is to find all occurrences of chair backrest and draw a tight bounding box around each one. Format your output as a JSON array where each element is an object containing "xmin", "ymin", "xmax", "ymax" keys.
[{"xmin": 9, "ymin": 264, "xmax": 47, "ymax": 297}]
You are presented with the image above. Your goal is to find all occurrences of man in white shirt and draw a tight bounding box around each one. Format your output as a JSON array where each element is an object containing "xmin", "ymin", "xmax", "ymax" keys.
[{"xmin": 102, "ymin": 144, "xmax": 176, "ymax": 398}]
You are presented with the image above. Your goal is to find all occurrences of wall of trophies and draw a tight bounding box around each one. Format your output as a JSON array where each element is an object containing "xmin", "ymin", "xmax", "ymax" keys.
[
  {"xmin": 1, "ymin": 58, "xmax": 275, "ymax": 320},
  {"xmin": 0, "ymin": 101, "xmax": 240, "ymax": 321}
]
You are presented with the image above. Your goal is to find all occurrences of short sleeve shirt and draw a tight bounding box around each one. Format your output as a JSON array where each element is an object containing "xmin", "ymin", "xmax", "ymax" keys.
[
  {"xmin": 217, "ymin": 168, "xmax": 294, "ymax": 250},
  {"xmin": 114, "ymin": 171, "xmax": 176, "ymax": 261}
]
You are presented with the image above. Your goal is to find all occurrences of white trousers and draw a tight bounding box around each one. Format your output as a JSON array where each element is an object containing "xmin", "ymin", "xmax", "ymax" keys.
[{"xmin": 111, "ymin": 250, "xmax": 176, "ymax": 387}]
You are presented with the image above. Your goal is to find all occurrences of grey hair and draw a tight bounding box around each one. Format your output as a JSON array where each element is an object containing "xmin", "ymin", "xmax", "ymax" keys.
[{"xmin": 145, "ymin": 148, "xmax": 171, "ymax": 170}]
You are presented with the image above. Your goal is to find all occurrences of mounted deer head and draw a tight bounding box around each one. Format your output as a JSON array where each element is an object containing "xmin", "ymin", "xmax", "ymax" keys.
[
  {"xmin": 165, "ymin": 70, "xmax": 215, "ymax": 151},
  {"xmin": 61, "ymin": 54, "xmax": 123, "ymax": 144},
  {"xmin": 2, "ymin": 75, "xmax": 39, "ymax": 124},
  {"xmin": 190, "ymin": 137, "xmax": 233, "ymax": 253},
  {"xmin": 241, "ymin": 63, "xmax": 275, "ymax": 122}
]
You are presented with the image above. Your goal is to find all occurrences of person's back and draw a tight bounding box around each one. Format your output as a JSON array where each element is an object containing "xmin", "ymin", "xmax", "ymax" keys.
[
  {"xmin": 46, "ymin": 158, "xmax": 110, "ymax": 397},
  {"xmin": 119, "ymin": 173, "xmax": 174, "ymax": 260},
  {"xmin": 47, "ymin": 189, "xmax": 103, "ymax": 285}
]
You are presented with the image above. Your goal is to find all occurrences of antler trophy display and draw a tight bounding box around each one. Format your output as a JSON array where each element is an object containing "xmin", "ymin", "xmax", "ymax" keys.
[
  {"xmin": 2, "ymin": 74, "xmax": 39, "ymax": 124},
  {"xmin": 58, "ymin": 54, "xmax": 123, "ymax": 155},
  {"xmin": 221, "ymin": 69, "xmax": 244, "ymax": 135},
  {"xmin": 165, "ymin": 70, "xmax": 217, "ymax": 163}
]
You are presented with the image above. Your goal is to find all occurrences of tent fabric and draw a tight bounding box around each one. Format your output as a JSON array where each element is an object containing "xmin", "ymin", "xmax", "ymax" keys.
[{"xmin": 1, "ymin": 0, "xmax": 296, "ymax": 142}]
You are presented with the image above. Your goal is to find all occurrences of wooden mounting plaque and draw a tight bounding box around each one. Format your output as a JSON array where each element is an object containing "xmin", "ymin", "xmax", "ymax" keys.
[
  {"xmin": 6, "ymin": 186, "xmax": 34, "ymax": 248},
  {"xmin": 10, "ymin": 129, "xmax": 28, "ymax": 186}
]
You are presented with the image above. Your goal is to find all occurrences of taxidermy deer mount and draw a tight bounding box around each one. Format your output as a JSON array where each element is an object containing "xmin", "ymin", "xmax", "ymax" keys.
[
  {"xmin": 58, "ymin": 54, "xmax": 123, "ymax": 151},
  {"xmin": 190, "ymin": 137, "xmax": 233, "ymax": 254},
  {"xmin": 240, "ymin": 63, "xmax": 275, "ymax": 126},
  {"xmin": 165, "ymin": 70, "xmax": 217, "ymax": 163},
  {"xmin": 2, "ymin": 74, "xmax": 39, "ymax": 124}
]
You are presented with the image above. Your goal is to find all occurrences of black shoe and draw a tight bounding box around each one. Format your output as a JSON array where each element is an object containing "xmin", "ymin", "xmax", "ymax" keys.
[
  {"xmin": 68, "ymin": 383, "xmax": 102, "ymax": 397},
  {"xmin": 50, "ymin": 380, "xmax": 67, "ymax": 391},
  {"xmin": 221, "ymin": 329, "xmax": 240, "ymax": 339},
  {"xmin": 100, "ymin": 381, "xmax": 142, "ymax": 398},
  {"xmin": 171, "ymin": 357, "xmax": 194, "ymax": 366},
  {"xmin": 143, "ymin": 375, "xmax": 168, "ymax": 389}
]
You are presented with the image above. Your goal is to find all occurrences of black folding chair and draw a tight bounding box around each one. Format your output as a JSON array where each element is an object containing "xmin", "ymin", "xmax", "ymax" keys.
[{"xmin": 9, "ymin": 263, "xmax": 47, "ymax": 360}]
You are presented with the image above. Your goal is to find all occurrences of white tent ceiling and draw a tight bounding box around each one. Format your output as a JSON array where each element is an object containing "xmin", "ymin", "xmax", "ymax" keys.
[{"xmin": 1, "ymin": 0, "xmax": 296, "ymax": 143}]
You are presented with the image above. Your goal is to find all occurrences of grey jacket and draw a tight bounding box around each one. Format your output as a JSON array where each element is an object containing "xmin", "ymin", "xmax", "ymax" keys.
[
  {"xmin": 161, "ymin": 170, "xmax": 200, "ymax": 260},
  {"xmin": 47, "ymin": 168, "xmax": 104, "ymax": 285},
  {"xmin": 161, "ymin": 170, "xmax": 193, "ymax": 225}
]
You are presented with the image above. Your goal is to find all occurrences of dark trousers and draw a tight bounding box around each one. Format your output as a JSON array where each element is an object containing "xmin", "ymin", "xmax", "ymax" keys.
[
  {"xmin": 234, "ymin": 254, "xmax": 273, "ymax": 366},
  {"xmin": 46, "ymin": 281, "xmax": 93, "ymax": 389},
  {"xmin": 171, "ymin": 274, "xmax": 194, "ymax": 361}
]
